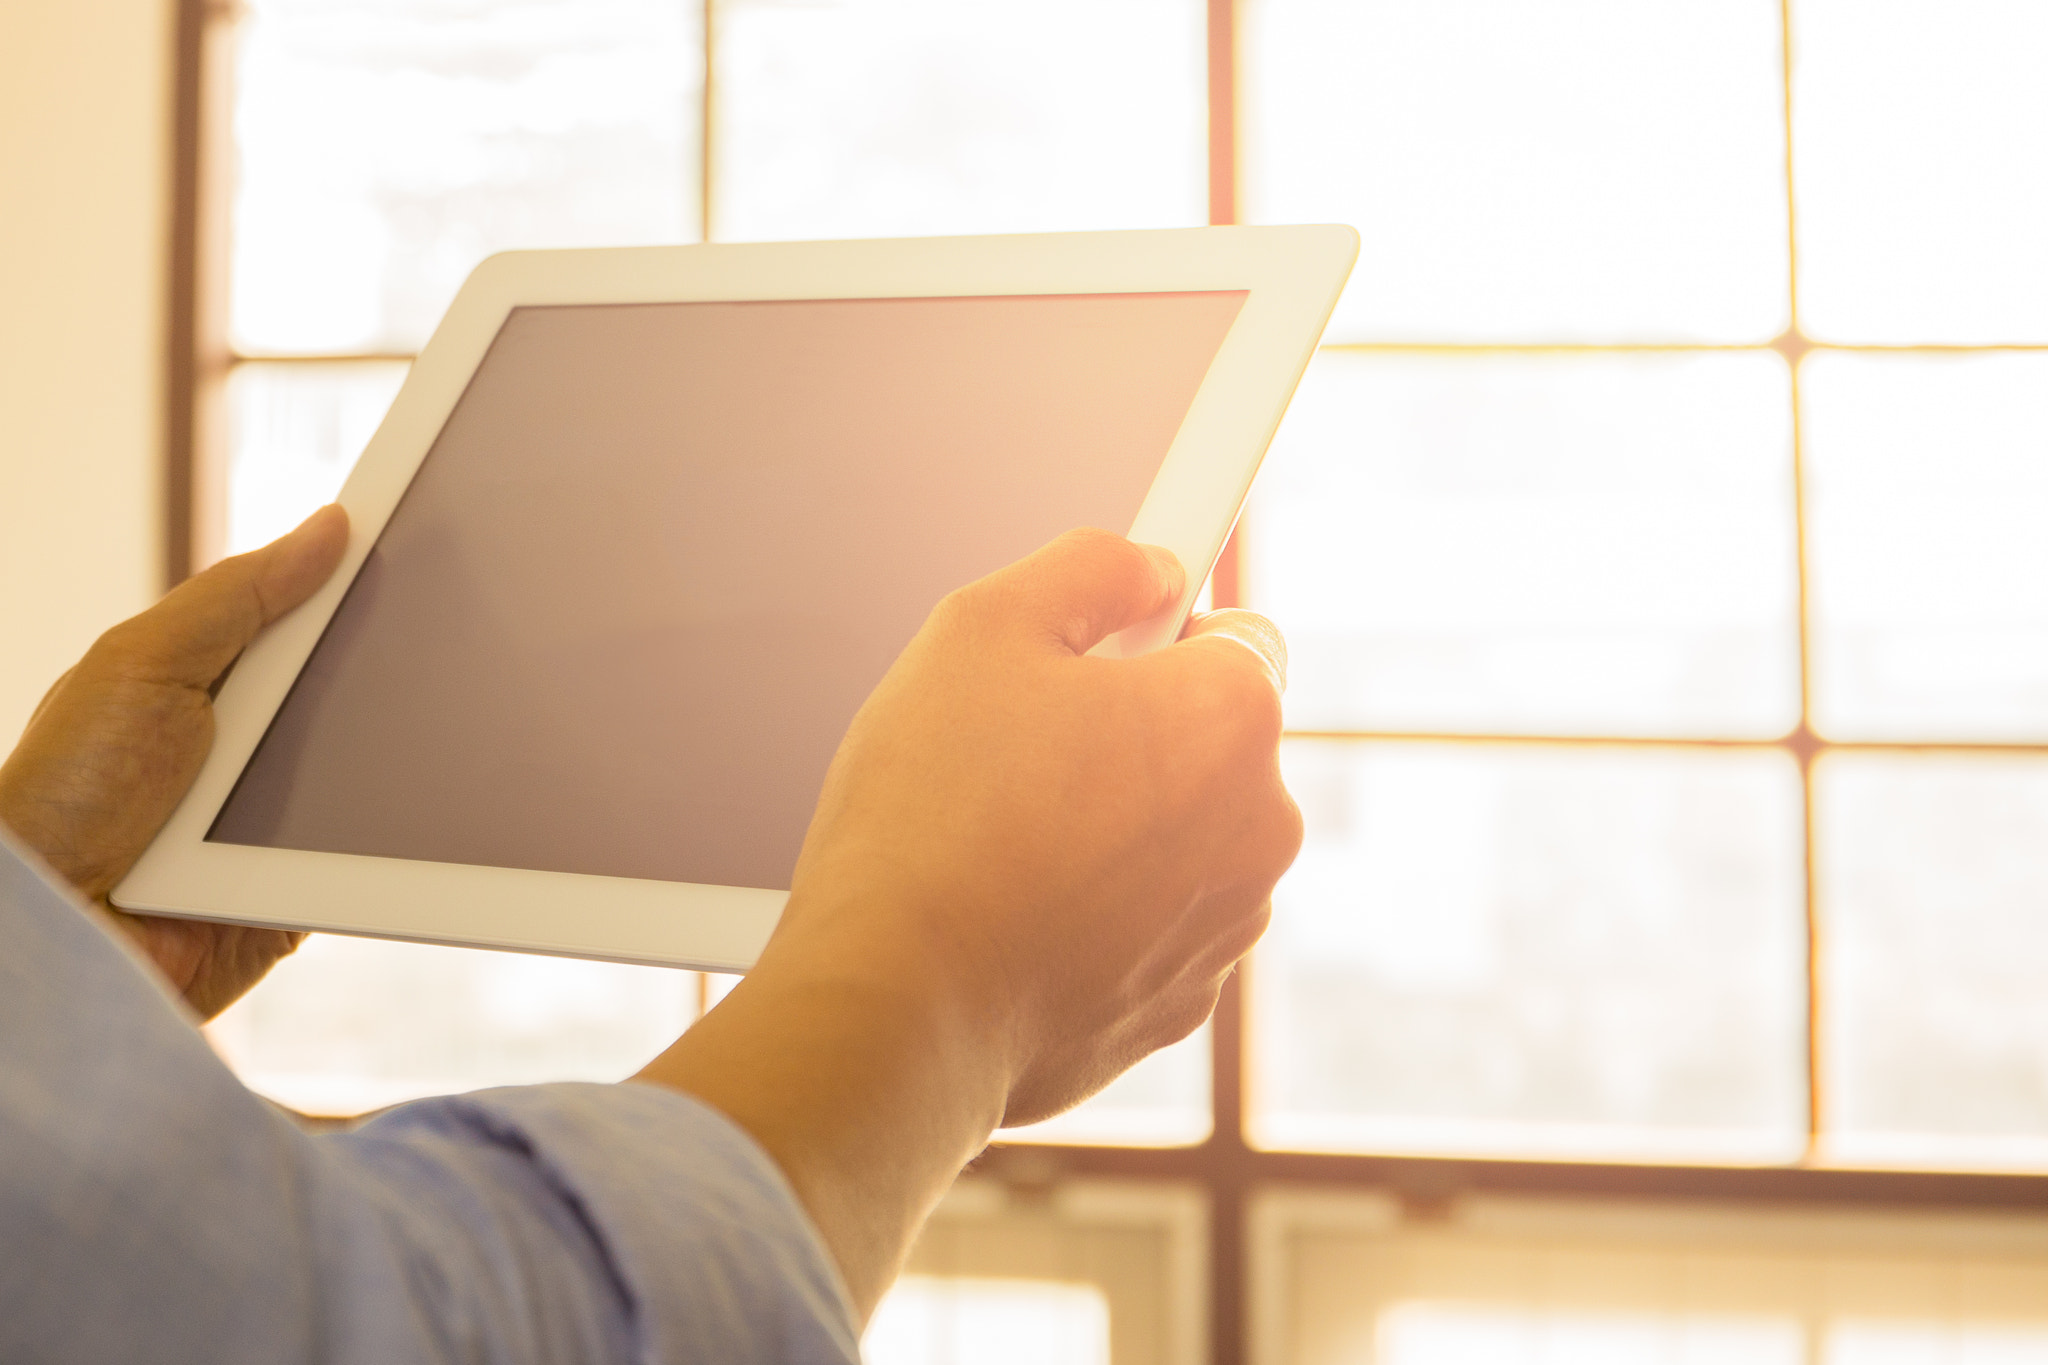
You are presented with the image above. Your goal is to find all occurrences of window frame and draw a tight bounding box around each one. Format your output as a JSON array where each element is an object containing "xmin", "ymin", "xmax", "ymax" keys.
[{"xmin": 162, "ymin": 3, "xmax": 2048, "ymax": 1362}]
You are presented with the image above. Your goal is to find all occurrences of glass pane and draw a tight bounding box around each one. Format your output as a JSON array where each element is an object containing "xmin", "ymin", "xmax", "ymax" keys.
[
  {"xmin": 1793, "ymin": 0, "xmax": 2048, "ymax": 344},
  {"xmin": 207, "ymin": 934, "xmax": 697, "ymax": 1115},
  {"xmin": 1817, "ymin": 753, "xmax": 2048, "ymax": 1171},
  {"xmin": 866, "ymin": 1277, "xmax": 1110, "ymax": 1365},
  {"xmin": 1001, "ymin": 1026, "xmax": 1210, "ymax": 1148},
  {"xmin": 1258, "ymin": 1189, "xmax": 2048, "ymax": 1365},
  {"xmin": 1252, "ymin": 741, "xmax": 1807, "ymax": 1162},
  {"xmin": 1379, "ymin": 1305, "xmax": 1803, "ymax": 1365},
  {"xmin": 1805, "ymin": 352, "xmax": 2048, "ymax": 741},
  {"xmin": 1249, "ymin": 352, "xmax": 1798, "ymax": 738},
  {"xmin": 213, "ymin": 942, "xmax": 1204, "ymax": 1138},
  {"xmin": 1243, "ymin": 0, "xmax": 1789, "ymax": 343},
  {"xmin": 907, "ymin": 1179, "xmax": 1201, "ymax": 1365},
  {"xmin": 226, "ymin": 360, "xmax": 406, "ymax": 555},
  {"xmin": 1827, "ymin": 1322, "xmax": 2048, "ymax": 1365},
  {"xmin": 232, "ymin": 0, "xmax": 700, "ymax": 354},
  {"xmin": 712, "ymin": 0, "xmax": 1205, "ymax": 242}
]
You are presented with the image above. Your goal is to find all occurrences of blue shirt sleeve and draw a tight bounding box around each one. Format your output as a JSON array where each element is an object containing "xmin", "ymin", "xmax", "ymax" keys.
[{"xmin": 0, "ymin": 829, "xmax": 860, "ymax": 1365}]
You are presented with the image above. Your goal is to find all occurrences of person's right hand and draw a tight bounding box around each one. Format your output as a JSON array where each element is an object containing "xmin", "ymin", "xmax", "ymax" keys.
[
  {"xmin": 782, "ymin": 527, "xmax": 1300, "ymax": 1125},
  {"xmin": 639, "ymin": 528, "xmax": 1300, "ymax": 1320}
]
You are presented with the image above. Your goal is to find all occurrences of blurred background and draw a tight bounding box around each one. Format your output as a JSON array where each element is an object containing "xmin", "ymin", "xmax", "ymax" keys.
[{"xmin": 5, "ymin": 1, "xmax": 2048, "ymax": 1361}]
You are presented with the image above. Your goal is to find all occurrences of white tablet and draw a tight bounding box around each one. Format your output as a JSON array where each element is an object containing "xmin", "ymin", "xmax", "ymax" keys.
[{"xmin": 115, "ymin": 225, "xmax": 1357, "ymax": 970}]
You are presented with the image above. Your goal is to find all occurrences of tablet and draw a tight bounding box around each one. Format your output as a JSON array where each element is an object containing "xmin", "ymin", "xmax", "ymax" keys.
[{"xmin": 115, "ymin": 225, "xmax": 1357, "ymax": 970}]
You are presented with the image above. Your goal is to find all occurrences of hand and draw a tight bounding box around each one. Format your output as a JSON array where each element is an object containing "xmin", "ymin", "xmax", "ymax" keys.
[
  {"xmin": 640, "ymin": 528, "xmax": 1301, "ymax": 1318},
  {"xmin": 790, "ymin": 528, "xmax": 1298, "ymax": 1124},
  {"xmin": 0, "ymin": 506, "xmax": 350, "ymax": 1019}
]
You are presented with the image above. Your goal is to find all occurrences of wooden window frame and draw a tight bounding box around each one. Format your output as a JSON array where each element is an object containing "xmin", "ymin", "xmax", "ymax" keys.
[{"xmin": 163, "ymin": 3, "xmax": 2048, "ymax": 1361}]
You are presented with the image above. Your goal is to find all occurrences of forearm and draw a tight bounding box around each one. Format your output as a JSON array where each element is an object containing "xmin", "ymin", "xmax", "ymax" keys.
[
  {"xmin": 633, "ymin": 913, "xmax": 1011, "ymax": 1322},
  {"xmin": 633, "ymin": 533, "xmax": 1296, "ymax": 1324}
]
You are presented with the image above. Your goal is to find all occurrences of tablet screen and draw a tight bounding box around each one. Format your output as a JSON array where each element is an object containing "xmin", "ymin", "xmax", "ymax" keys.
[{"xmin": 208, "ymin": 291, "xmax": 1248, "ymax": 890}]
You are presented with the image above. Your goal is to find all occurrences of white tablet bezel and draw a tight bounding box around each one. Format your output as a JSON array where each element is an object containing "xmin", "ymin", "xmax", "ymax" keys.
[{"xmin": 115, "ymin": 224, "xmax": 1358, "ymax": 971}]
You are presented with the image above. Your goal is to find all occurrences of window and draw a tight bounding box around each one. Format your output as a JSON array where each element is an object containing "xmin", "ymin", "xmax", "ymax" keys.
[
  {"xmin": 1239, "ymin": 0, "xmax": 2048, "ymax": 1175},
  {"xmin": 194, "ymin": 0, "xmax": 1211, "ymax": 1150},
  {"xmin": 1250, "ymin": 1189, "xmax": 2048, "ymax": 1365},
  {"xmin": 867, "ymin": 1278, "xmax": 1112, "ymax": 1365},
  {"xmin": 875, "ymin": 1178, "xmax": 1207, "ymax": 1365},
  {"xmin": 169, "ymin": 2, "xmax": 2048, "ymax": 1361}
]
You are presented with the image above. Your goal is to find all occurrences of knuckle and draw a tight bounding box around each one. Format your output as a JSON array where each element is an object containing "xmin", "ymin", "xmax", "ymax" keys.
[
  {"xmin": 1227, "ymin": 779, "xmax": 1303, "ymax": 888},
  {"xmin": 928, "ymin": 582, "xmax": 977, "ymax": 627},
  {"xmin": 1268, "ymin": 788, "xmax": 1306, "ymax": 869},
  {"xmin": 930, "ymin": 575, "xmax": 1005, "ymax": 635},
  {"xmin": 1153, "ymin": 666, "xmax": 1284, "ymax": 800},
  {"xmin": 1202, "ymin": 660, "xmax": 1283, "ymax": 750},
  {"xmin": 1246, "ymin": 895, "xmax": 1276, "ymax": 943},
  {"xmin": 1199, "ymin": 890, "xmax": 1272, "ymax": 964},
  {"xmin": 1239, "ymin": 670, "xmax": 1286, "ymax": 744},
  {"xmin": 1144, "ymin": 982, "xmax": 1220, "ymax": 1054},
  {"xmin": 1054, "ymin": 525, "xmax": 1149, "ymax": 582},
  {"xmin": 83, "ymin": 621, "xmax": 152, "ymax": 678},
  {"xmin": 1052, "ymin": 524, "xmax": 1126, "ymax": 556},
  {"xmin": 1222, "ymin": 900, "xmax": 1274, "ymax": 966}
]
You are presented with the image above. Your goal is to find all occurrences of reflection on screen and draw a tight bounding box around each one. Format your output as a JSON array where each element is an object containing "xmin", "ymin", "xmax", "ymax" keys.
[{"xmin": 209, "ymin": 292, "xmax": 1247, "ymax": 889}]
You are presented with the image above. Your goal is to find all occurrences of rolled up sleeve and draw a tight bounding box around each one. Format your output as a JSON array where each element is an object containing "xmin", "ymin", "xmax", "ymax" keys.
[
  {"xmin": 0, "ymin": 830, "xmax": 859, "ymax": 1365},
  {"xmin": 331, "ymin": 1084, "xmax": 861, "ymax": 1365}
]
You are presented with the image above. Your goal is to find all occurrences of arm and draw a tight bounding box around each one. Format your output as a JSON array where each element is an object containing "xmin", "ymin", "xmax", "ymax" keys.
[
  {"xmin": 638, "ymin": 529, "xmax": 1301, "ymax": 1320},
  {"xmin": 2, "ymin": 515, "xmax": 1298, "ymax": 1337},
  {"xmin": 0, "ymin": 824, "xmax": 861, "ymax": 1365},
  {"xmin": 0, "ymin": 510, "xmax": 860, "ymax": 1360}
]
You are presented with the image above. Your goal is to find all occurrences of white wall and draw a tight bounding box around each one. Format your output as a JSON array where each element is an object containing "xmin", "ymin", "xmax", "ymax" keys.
[{"xmin": 0, "ymin": 0, "xmax": 171, "ymax": 743}]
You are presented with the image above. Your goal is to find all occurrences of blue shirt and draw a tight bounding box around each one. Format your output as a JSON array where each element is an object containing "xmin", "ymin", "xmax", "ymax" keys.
[{"xmin": 0, "ymin": 829, "xmax": 861, "ymax": 1364}]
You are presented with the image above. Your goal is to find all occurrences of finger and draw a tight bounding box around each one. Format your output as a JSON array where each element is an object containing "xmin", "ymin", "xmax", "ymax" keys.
[
  {"xmin": 972, "ymin": 527, "xmax": 1186, "ymax": 656},
  {"xmin": 1174, "ymin": 608, "xmax": 1288, "ymax": 695},
  {"xmin": 97, "ymin": 504, "xmax": 350, "ymax": 692},
  {"xmin": 22, "ymin": 664, "xmax": 79, "ymax": 731}
]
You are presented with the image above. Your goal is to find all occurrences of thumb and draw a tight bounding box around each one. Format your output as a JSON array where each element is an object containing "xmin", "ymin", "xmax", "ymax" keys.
[
  {"xmin": 975, "ymin": 528, "xmax": 1186, "ymax": 656},
  {"xmin": 96, "ymin": 504, "xmax": 351, "ymax": 692}
]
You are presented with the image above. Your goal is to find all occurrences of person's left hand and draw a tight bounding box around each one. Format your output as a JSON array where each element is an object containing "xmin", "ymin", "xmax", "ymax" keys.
[{"xmin": 0, "ymin": 505, "xmax": 349, "ymax": 1019}]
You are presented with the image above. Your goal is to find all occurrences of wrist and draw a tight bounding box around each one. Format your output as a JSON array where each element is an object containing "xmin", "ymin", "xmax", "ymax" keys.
[
  {"xmin": 636, "ymin": 896, "xmax": 1017, "ymax": 1318},
  {"xmin": 749, "ymin": 895, "xmax": 1018, "ymax": 1149},
  {"xmin": 778, "ymin": 840, "xmax": 1037, "ymax": 1072}
]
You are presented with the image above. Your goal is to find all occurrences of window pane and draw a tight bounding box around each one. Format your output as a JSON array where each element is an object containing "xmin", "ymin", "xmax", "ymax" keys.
[
  {"xmin": 214, "ymin": 940, "xmax": 1204, "ymax": 1139},
  {"xmin": 1252, "ymin": 741, "xmax": 1806, "ymax": 1162},
  {"xmin": 1250, "ymin": 352, "xmax": 1798, "ymax": 738},
  {"xmin": 1255, "ymin": 1190, "xmax": 2048, "ymax": 1365},
  {"xmin": 866, "ymin": 1277, "xmax": 1110, "ymax": 1365},
  {"xmin": 1806, "ymin": 352, "xmax": 2048, "ymax": 741},
  {"xmin": 712, "ymin": 0, "xmax": 1205, "ymax": 242},
  {"xmin": 207, "ymin": 934, "xmax": 697, "ymax": 1114},
  {"xmin": 232, "ymin": 0, "xmax": 700, "ymax": 354},
  {"xmin": 1827, "ymin": 1322, "xmax": 2048, "ymax": 1365},
  {"xmin": 1243, "ymin": 0, "xmax": 1789, "ymax": 343},
  {"xmin": 1793, "ymin": 0, "xmax": 2048, "ymax": 344},
  {"xmin": 1817, "ymin": 753, "xmax": 2048, "ymax": 1171},
  {"xmin": 1002, "ymin": 1027, "xmax": 1210, "ymax": 1148},
  {"xmin": 906, "ymin": 1179, "xmax": 1203, "ymax": 1365},
  {"xmin": 1379, "ymin": 1305, "xmax": 1802, "ymax": 1365},
  {"xmin": 226, "ymin": 360, "xmax": 406, "ymax": 554}
]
